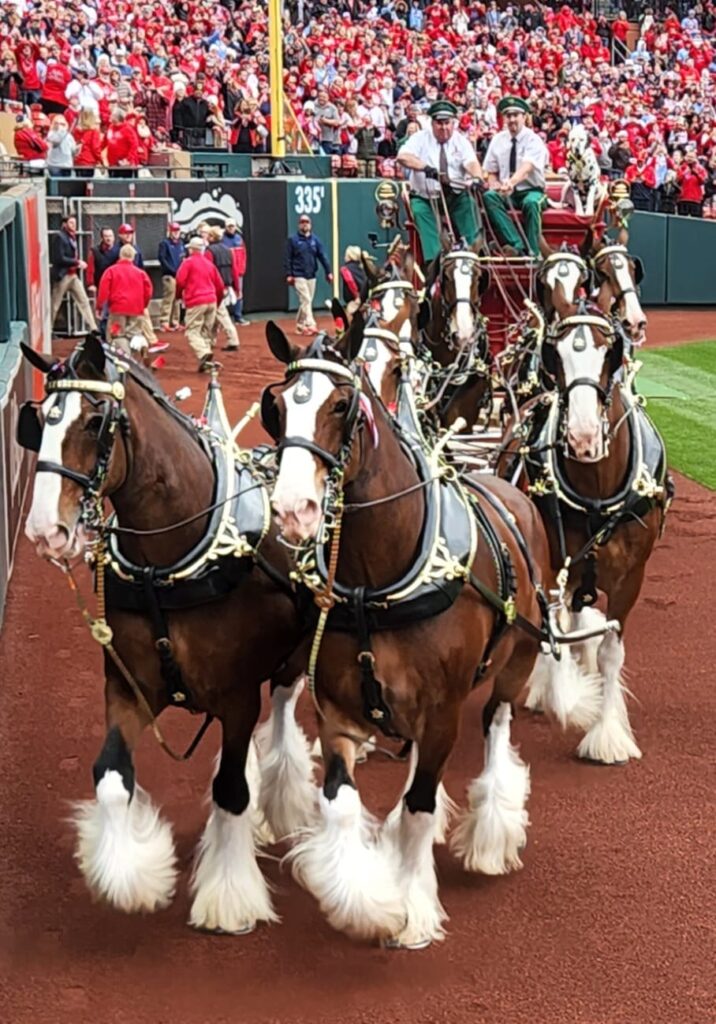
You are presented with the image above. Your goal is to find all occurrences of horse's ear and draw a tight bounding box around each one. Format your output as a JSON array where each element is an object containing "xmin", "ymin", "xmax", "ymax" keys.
[
  {"xmin": 266, "ymin": 320, "xmax": 296, "ymax": 364},
  {"xmin": 538, "ymin": 235, "xmax": 555, "ymax": 258},
  {"xmin": 403, "ymin": 249, "xmax": 416, "ymax": 283},
  {"xmin": 331, "ymin": 297, "xmax": 350, "ymax": 332},
  {"xmin": 81, "ymin": 331, "xmax": 106, "ymax": 373},
  {"xmin": 20, "ymin": 342, "xmax": 54, "ymax": 374},
  {"xmin": 347, "ymin": 307, "xmax": 365, "ymax": 362},
  {"xmin": 616, "ymin": 225, "xmax": 629, "ymax": 247},
  {"xmin": 580, "ymin": 228, "xmax": 594, "ymax": 259}
]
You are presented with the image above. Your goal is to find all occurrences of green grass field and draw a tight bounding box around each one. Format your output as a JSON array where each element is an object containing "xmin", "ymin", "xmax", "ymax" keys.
[{"xmin": 638, "ymin": 340, "xmax": 716, "ymax": 490}]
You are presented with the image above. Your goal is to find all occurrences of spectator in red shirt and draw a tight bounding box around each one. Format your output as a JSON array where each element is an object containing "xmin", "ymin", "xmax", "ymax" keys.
[
  {"xmin": 73, "ymin": 109, "xmax": 106, "ymax": 179},
  {"xmin": 40, "ymin": 59, "xmax": 72, "ymax": 116},
  {"xmin": 105, "ymin": 108, "xmax": 139, "ymax": 178},
  {"xmin": 13, "ymin": 114, "xmax": 48, "ymax": 165},
  {"xmin": 677, "ymin": 150, "xmax": 708, "ymax": 216}
]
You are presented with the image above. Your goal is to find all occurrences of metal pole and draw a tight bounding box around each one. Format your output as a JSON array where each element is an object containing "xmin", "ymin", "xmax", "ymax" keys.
[{"xmin": 268, "ymin": 0, "xmax": 285, "ymax": 157}]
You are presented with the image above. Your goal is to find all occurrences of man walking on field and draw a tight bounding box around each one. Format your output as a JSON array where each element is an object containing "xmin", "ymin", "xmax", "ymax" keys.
[
  {"xmin": 175, "ymin": 236, "xmax": 226, "ymax": 372},
  {"xmin": 96, "ymin": 244, "xmax": 153, "ymax": 357},
  {"xmin": 283, "ymin": 214, "xmax": 333, "ymax": 336}
]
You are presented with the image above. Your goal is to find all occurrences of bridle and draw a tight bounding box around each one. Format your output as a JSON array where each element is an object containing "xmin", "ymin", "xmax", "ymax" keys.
[
  {"xmin": 261, "ymin": 356, "xmax": 364, "ymax": 475},
  {"xmin": 590, "ymin": 244, "xmax": 643, "ymax": 309},
  {"xmin": 17, "ymin": 350, "xmax": 129, "ymax": 531},
  {"xmin": 433, "ymin": 250, "xmax": 485, "ymax": 350},
  {"xmin": 543, "ymin": 306, "xmax": 623, "ymax": 458}
]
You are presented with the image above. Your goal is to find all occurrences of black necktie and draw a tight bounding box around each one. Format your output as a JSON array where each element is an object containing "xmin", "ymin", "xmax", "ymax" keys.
[
  {"xmin": 509, "ymin": 137, "xmax": 518, "ymax": 176},
  {"xmin": 439, "ymin": 142, "xmax": 448, "ymax": 181}
]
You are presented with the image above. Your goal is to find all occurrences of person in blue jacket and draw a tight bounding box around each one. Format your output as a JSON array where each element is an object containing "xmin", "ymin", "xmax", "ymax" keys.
[
  {"xmin": 157, "ymin": 222, "xmax": 186, "ymax": 330},
  {"xmin": 283, "ymin": 214, "xmax": 333, "ymax": 335}
]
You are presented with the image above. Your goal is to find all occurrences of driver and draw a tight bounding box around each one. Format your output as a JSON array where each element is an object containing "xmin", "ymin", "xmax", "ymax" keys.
[
  {"xmin": 397, "ymin": 100, "xmax": 484, "ymax": 264},
  {"xmin": 482, "ymin": 96, "xmax": 548, "ymax": 259}
]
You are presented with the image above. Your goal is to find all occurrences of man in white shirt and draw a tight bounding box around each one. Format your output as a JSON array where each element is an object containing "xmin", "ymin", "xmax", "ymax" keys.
[
  {"xmin": 482, "ymin": 95, "xmax": 548, "ymax": 258},
  {"xmin": 397, "ymin": 99, "xmax": 484, "ymax": 264}
]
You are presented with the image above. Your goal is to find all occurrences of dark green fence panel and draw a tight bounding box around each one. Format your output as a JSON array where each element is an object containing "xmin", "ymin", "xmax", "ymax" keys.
[
  {"xmin": 666, "ymin": 215, "xmax": 716, "ymax": 304},
  {"xmin": 629, "ymin": 212, "xmax": 667, "ymax": 305}
]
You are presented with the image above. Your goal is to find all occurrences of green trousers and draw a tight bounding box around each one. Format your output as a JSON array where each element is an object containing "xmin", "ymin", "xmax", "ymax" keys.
[
  {"xmin": 482, "ymin": 188, "xmax": 546, "ymax": 257},
  {"xmin": 410, "ymin": 190, "xmax": 481, "ymax": 263}
]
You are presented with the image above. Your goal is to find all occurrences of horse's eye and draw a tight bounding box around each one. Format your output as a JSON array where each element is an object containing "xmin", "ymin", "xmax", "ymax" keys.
[
  {"xmin": 84, "ymin": 414, "xmax": 103, "ymax": 435},
  {"xmin": 333, "ymin": 399, "xmax": 349, "ymax": 415}
]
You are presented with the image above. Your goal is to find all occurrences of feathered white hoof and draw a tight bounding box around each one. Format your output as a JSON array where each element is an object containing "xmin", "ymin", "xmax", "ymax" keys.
[
  {"xmin": 72, "ymin": 771, "xmax": 177, "ymax": 913},
  {"xmin": 577, "ymin": 688, "xmax": 642, "ymax": 764},
  {"xmin": 287, "ymin": 785, "xmax": 405, "ymax": 942},
  {"xmin": 189, "ymin": 805, "xmax": 278, "ymax": 934},
  {"xmin": 258, "ymin": 680, "xmax": 317, "ymax": 839},
  {"xmin": 386, "ymin": 809, "xmax": 446, "ymax": 949},
  {"xmin": 450, "ymin": 704, "xmax": 530, "ymax": 875},
  {"xmin": 546, "ymin": 645, "xmax": 602, "ymax": 731}
]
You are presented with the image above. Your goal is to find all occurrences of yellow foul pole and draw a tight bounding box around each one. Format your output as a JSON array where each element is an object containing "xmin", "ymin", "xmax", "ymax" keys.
[{"xmin": 269, "ymin": 0, "xmax": 285, "ymax": 157}]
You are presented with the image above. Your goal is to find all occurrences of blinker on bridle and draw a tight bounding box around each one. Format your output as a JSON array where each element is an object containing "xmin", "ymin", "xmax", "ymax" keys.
[
  {"xmin": 17, "ymin": 355, "xmax": 128, "ymax": 528},
  {"xmin": 262, "ymin": 358, "xmax": 363, "ymax": 473}
]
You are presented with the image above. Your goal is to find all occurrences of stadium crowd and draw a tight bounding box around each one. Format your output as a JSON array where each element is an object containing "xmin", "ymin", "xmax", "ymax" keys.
[{"xmin": 3, "ymin": 1, "xmax": 716, "ymax": 213}]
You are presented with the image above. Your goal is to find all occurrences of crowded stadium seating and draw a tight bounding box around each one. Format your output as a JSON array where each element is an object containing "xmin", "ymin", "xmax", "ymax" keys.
[{"xmin": 2, "ymin": 1, "xmax": 716, "ymax": 214}]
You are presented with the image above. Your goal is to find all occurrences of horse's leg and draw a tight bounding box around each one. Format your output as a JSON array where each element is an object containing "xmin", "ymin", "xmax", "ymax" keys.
[
  {"xmin": 256, "ymin": 674, "xmax": 318, "ymax": 840},
  {"xmin": 71, "ymin": 676, "xmax": 177, "ymax": 913},
  {"xmin": 384, "ymin": 740, "xmax": 457, "ymax": 845},
  {"xmin": 189, "ymin": 686, "xmax": 278, "ymax": 934},
  {"xmin": 384, "ymin": 707, "xmax": 462, "ymax": 949},
  {"xmin": 287, "ymin": 698, "xmax": 404, "ymax": 942},
  {"xmin": 577, "ymin": 572, "xmax": 644, "ymax": 765},
  {"xmin": 451, "ymin": 650, "xmax": 532, "ymax": 875}
]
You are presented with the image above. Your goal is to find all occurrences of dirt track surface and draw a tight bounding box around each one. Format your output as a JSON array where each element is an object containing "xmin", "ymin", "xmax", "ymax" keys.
[
  {"xmin": 645, "ymin": 307, "xmax": 716, "ymax": 346},
  {"xmin": 1, "ymin": 315, "xmax": 715, "ymax": 1024}
]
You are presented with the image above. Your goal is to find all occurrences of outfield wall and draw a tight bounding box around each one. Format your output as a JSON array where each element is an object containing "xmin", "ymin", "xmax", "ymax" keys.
[{"xmin": 45, "ymin": 175, "xmax": 716, "ymax": 311}]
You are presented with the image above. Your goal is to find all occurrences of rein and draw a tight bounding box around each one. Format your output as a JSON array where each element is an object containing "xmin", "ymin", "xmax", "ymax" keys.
[{"xmin": 59, "ymin": 540, "xmax": 213, "ymax": 761}]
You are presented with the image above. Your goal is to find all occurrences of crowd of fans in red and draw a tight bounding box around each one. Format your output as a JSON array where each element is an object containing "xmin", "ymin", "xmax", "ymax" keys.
[{"xmin": 2, "ymin": 1, "xmax": 716, "ymax": 213}]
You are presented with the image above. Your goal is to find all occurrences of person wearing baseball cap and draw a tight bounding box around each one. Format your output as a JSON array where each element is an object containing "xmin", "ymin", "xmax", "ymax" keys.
[
  {"xmin": 482, "ymin": 95, "xmax": 548, "ymax": 258},
  {"xmin": 157, "ymin": 222, "xmax": 186, "ymax": 331},
  {"xmin": 396, "ymin": 98, "xmax": 484, "ymax": 264},
  {"xmin": 175, "ymin": 236, "xmax": 226, "ymax": 372}
]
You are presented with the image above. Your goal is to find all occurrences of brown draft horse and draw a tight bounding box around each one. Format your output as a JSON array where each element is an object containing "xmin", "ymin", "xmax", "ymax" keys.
[
  {"xmin": 262, "ymin": 321, "xmax": 568, "ymax": 949},
  {"xmin": 495, "ymin": 289, "xmax": 671, "ymax": 763},
  {"xmin": 19, "ymin": 335, "xmax": 316, "ymax": 934}
]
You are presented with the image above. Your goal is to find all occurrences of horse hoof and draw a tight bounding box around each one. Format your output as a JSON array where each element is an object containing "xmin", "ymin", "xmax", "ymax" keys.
[
  {"xmin": 579, "ymin": 756, "xmax": 628, "ymax": 768},
  {"xmin": 383, "ymin": 935, "xmax": 432, "ymax": 951},
  {"xmin": 195, "ymin": 922, "xmax": 256, "ymax": 937}
]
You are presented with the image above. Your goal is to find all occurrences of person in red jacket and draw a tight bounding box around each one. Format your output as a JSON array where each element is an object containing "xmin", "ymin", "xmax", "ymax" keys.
[
  {"xmin": 40, "ymin": 60, "xmax": 72, "ymax": 116},
  {"xmin": 15, "ymin": 41, "xmax": 42, "ymax": 106},
  {"xmin": 175, "ymin": 237, "xmax": 226, "ymax": 372},
  {"xmin": 73, "ymin": 109, "xmax": 105, "ymax": 178},
  {"xmin": 677, "ymin": 151, "xmax": 708, "ymax": 217},
  {"xmin": 97, "ymin": 245, "xmax": 154, "ymax": 356},
  {"xmin": 13, "ymin": 114, "xmax": 48, "ymax": 164},
  {"xmin": 105, "ymin": 108, "xmax": 138, "ymax": 179}
]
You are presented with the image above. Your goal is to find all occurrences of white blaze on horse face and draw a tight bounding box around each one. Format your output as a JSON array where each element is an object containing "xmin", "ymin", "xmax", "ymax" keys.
[
  {"xmin": 545, "ymin": 259, "xmax": 582, "ymax": 306},
  {"xmin": 272, "ymin": 374, "xmax": 334, "ymax": 541},
  {"xmin": 365, "ymin": 339, "xmax": 394, "ymax": 409},
  {"xmin": 25, "ymin": 391, "xmax": 83, "ymax": 556},
  {"xmin": 379, "ymin": 286, "xmax": 403, "ymax": 323},
  {"xmin": 611, "ymin": 253, "xmax": 646, "ymax": 342},
  {"xmin": 557, "ymin": 327, "xmax": 606, "ymax": 461},
  {"xmin": 452, "ymin": 262, "xmax": 475, "ymax": 345}
]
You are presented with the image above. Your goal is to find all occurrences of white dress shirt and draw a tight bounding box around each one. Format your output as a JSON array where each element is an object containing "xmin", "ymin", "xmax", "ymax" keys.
[
  {"xmin": 398, "ymin": 127, "xmax": 479, "ymax": 197},
  {"xmin": 483, "ymin": 127, "xmax": 548, "ymax": 191}
]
